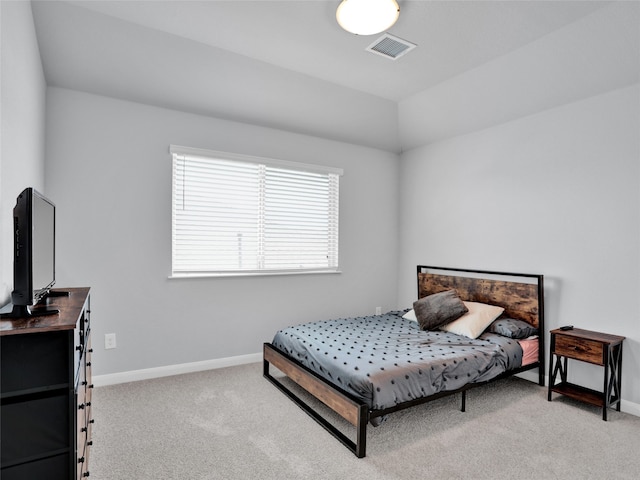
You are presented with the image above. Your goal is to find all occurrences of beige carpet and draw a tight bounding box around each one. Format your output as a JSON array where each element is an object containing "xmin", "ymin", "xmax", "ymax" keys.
[{"xmin": 90, "ymin": 362, "xmax": 640, "ymax": 479}]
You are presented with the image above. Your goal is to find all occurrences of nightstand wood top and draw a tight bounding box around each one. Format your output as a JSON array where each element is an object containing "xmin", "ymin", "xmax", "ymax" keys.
[{"xmin": 550, "ymin": 328, "xmax": 625, "ymax": 345}]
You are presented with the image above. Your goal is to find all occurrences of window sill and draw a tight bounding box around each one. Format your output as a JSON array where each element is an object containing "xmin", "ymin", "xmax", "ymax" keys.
[{"xmin": 168, "ymin": 269, "xmax": 342, "ymax": 279}]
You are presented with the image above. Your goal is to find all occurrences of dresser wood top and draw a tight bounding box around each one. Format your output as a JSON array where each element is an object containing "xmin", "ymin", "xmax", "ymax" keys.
[{"xmin": 0, "ymin": 287, "xmax": 90, "ymax": 336}]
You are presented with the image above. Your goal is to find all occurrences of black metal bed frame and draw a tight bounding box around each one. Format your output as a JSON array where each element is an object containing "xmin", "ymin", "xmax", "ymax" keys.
[{"xmin": 263, "ymin": 266, "xmax": 545, "ymax": 458}]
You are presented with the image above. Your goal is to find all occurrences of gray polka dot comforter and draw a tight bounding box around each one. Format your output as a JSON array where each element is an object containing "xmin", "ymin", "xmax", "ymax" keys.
[{"xmin": 272, "ymin": 311, "xmax": 523, "ymax": 412}]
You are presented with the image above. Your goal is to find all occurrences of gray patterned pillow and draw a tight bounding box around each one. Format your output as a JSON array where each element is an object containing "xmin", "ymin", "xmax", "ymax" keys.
[
  {"xmin": 413, "ymin": 290, "xmax": 468, "ymax": 331},
  {"xmin": 489, "ymin": 318, "xmax": 538, "ymax": 339}
]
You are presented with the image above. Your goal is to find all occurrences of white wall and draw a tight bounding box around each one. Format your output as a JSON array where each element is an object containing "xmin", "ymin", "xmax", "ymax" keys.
[
  {"xmin": 398, "ymin": 84, "xmax": 640, "ymax": 406},
  {"xmin": 399, "ymin": 1, "xmax": 639, "ymax": 150},
  {"xmin": 0, "ymin": 1, "xmax": 47, "ymax": 306},
  {"xmin": 32, "ymin": 0, "xmax": 400, "ymax": 153},
  {"xmin": 44, "ymin": 87, "xmax": 400, "ymax": 376}
]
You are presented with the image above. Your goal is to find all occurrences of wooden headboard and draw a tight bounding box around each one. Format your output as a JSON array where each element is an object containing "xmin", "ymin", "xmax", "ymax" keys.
[{"xmin": 417, "ymin": 265, "xmax": 544, "ymax": 329}]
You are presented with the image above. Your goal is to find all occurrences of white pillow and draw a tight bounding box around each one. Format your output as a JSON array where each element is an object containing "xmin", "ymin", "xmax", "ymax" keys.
[
  {"xmin": 402, "ymin": 309, "xmax": 417, "ymax": 322},
  {"xmin": 440, "ymin": 301, "xmax": 504, "ymax": 339}
]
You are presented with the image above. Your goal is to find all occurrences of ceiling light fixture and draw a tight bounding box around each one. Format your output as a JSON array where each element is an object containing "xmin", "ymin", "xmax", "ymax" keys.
[{"xmin": 336, "ymin": 0, "xmax": 400, "ymax": 36}]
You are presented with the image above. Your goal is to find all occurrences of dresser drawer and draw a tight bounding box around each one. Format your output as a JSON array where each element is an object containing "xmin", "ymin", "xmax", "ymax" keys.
[
  {"xmin": 1, "ymin": 453, "xmax": 69, "ymax": 480},
  {"xmin": 1, "ymin": 393, "xmax": 70, "ymax": 464},
  {"xmin": 555, "ymin": 335, "xmax": 604, "ymax": 365},
  {"xmin": 1, "ymin": 331, "xmax": 70, "ymax": 393}
]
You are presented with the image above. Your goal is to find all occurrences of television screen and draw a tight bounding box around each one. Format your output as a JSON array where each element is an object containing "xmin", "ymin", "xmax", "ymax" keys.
[{"xmin": 31, "ymin": 190, "xmax": 56, "ymax": 303}]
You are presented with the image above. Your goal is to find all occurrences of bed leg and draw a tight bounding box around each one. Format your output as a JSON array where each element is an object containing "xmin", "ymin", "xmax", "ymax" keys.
[
  {"xmin": 461, "ymin": 391, "xmax": 466, "ymax": 412},
  {"xmin": 355, "ymin": 405, "xmax": 368, "ymax": 458},
  {"xmin": 263, "ymin": 357, "xmax": 270, "ymax": 377}
]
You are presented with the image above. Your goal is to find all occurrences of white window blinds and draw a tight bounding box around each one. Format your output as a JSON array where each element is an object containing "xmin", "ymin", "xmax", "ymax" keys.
[{"xmin": 170, "ymin": 146, "xmax": 342, "ymax": 276}]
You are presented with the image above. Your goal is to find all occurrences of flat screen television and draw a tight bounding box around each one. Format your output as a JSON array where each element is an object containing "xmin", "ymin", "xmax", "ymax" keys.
[{"xmin": 1, "ymin": 188, "xmax": 60, "ymax": 318}]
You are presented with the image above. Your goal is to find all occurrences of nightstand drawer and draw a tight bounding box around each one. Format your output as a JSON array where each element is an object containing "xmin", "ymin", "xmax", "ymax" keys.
[{"xmin": 555, "ymin": 335, "xmax": 603, "ymax": 365}]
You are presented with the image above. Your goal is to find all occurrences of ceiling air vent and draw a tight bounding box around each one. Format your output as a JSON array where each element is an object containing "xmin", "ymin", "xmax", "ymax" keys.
[{"xmin": 366, "ymin": 33, "xmax": 416, "ymax": 60}]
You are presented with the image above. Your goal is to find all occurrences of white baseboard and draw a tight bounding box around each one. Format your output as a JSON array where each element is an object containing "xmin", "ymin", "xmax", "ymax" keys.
[
  {"xmin": 621, "ymin": 399, "xmax": 640, "ymax": 417},
  {"xmin": 93, "ymin": 352, "xmax": 262, "ymax": 387}
]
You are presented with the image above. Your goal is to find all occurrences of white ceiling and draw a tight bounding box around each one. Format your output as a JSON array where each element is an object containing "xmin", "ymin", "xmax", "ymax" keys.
[
  {"xmin": 30, "ymin": 1, "xmax": 638, "ymax": 152},
  {"xmin": 60, "ymin": 0, "xmax": 609, "ymax": 101}
]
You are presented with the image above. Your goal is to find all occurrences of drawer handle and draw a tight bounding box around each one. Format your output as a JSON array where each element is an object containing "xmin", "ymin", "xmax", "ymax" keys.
[
  {"xmin": 87, "ymin": 362, "xmax": 92, "ymax": 367},
  {"xmin": 83, "ymin": 472, "xmax": 90, "ymax": 477},
  {"xmin": 79, "ymin": 403, "xmax": 85, "ymax": 410},
  {"xmin": 89, "ymin": 384, "xmax": 94, "ymax": 389},
  {"xmin": 78, "ymin": 456, "xmax": 85, "ymax": 464},
  {"xmin": 82, "ymin": 426, "xmax": 87, "ymax": 433}
]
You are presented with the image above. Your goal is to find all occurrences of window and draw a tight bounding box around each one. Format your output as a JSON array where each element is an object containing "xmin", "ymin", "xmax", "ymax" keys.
[{"xmin": 170, "ymin": 145, "xmax": 342, "ymax": 277}]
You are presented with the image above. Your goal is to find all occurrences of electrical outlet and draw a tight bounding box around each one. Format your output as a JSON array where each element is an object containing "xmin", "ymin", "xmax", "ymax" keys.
[
  {"xmin": 375, "ymin": 306, "xmax": 382, "ymax": 315},
  {"xmin": 105, "ymin": 333, "xmax": 117, "ymax": 350}
]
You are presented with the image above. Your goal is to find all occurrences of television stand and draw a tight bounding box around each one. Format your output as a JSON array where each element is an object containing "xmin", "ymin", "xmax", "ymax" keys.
[
  {"xmin": 0, "ymin": 290, "xmax": 74, "ymax": 318},
  {"xmin": 0, "ymin": 304, "xmax": 59, "ymax": 319}
]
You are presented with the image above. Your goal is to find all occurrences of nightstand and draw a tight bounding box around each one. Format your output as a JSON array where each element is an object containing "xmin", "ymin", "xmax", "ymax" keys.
[{"xmin": 548, "ymin": 328, "xmax": 624, "ymax": 420}]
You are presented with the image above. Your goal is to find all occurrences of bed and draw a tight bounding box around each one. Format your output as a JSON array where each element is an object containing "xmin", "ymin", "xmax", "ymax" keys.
[{"xmin": 263, "ymin": 266, "xmax": 545, "ymax": 457}]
